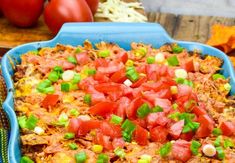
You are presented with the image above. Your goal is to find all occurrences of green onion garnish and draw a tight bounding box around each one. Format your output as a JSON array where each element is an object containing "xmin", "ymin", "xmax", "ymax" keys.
[
  {"xmin": 48, "ymin": 71, "xmax": 59, "ymax": 82},
  {"xmin": 75, "ymin": 48, "xmax": 81, "ymax": 53},
  {"xmin": 212, "ymin": 128, "xmax": 222, "ymax": 136},
  {"xmin": 223, "ymin": 138, "xmax": 234, "ymax": 149},
  {"xmin": 146, "ymin": 56, "xmax": 155, "ymax": 64},
  {"xmin": 84, "ymin": 94, "xmax": 92, "ymax": 105},
  {"xmin": 214, "ymin": 136, "xmax": 222, "ymax": 147},
  {"xmin": 216, "ymin": 146, "xmax": 225, "ymax": 160},
  {"xmin": 64, "ymin": 132, "xmax": 75, "ymax": 139},
  {"xmin": 110, "ymin": 114, "xmax": 123, "ymax": 125},
  {"xmin": 172, "ymin": 103, "xmax": 178, "ymax": 110},
  {"xmin": 98, "ymin": 50, "xmax": 110, "ymax": 58},
  {"xmin": 160, "ymin": 142, "xmax": 172, "ymax": 157},
  {"xmin": 86, "ymin": 69, "xmax": 96, "ymax": 76},
  {"xmin": 172, "ymin": 45, "xmax": 184, "ymax": 53},
  {"xmin": 212, "ymin": 74, "xmax": 225, "ymax": 80},
  {"xmin": 75, "ymin": 151, "xmax": 87, "ymax": 163},
  {"xmin": 114, "ymin": 147, "xmax": 126, "ymax": 158},
  {"xmin": 167, "ymin": 55, "xmax": 179, "ymax": 66},
  {"xmin": 43, "ymin": 86, "xmax": 55, "ymax": 94},
  {"xmin": 53, "ymin": 66, "xmax": 64, "ymax": 75},
  {"xmin": 126, "ymin": 66, "xmax": 139, "ymax": 82},
  {"xmin": 72, "ymin": 74, "xmax": 81, "ymax": 84},
  {"xmin": 67, "ymin": 56, "xmax": 77, "ymax": 64},
  {"xmin": 137, "ymin": 103, "xmax": 151, "ymax": 118},
  {"xmin": 20, "ymin": 156, "xmax": 34, "ymax": 163},
  {"xmin": 121, "ymin": 119, "xmax": 136, "ymax": 142},
  {"xmin": 97, "ymin": 153, "xmax": 109, "ymax": 163},
  {"xmin": 70, "ymin": 108, "xmax": 79, "ymax": 116},
  {"xmin": 68, "ymin": 143, "xmax": 78, "ymax": 150},
  {"xmin": 190, "ymin": 140, "xmax": 201, "ymax": 155},
  {"xmin": 61, "ymin": 83, "xmax": 70, "ymax": 92},
  {"xmin": 37, "ymin": 79, "xmax": 52, "ymax": 93},
  {"xmin": 152, "ymin": 106, "xmax": 163, "ymax": 112},
  {"xmin": 25, "ymin": 115, "xmax": 38, "ymax": 130}
]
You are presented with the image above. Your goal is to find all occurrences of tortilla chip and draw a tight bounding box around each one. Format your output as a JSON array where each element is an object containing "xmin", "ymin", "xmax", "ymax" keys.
[{"xmin": 207, "ymin": 24, "xmax": 235, "ymax": 53}]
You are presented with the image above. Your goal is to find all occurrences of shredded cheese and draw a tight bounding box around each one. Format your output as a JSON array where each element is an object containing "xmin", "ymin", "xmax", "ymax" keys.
[{"xmin": 95, "ymin": 0, "xmax": 147, "ymax": 22}]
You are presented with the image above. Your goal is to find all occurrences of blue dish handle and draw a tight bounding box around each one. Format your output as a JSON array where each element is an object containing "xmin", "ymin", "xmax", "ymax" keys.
[{"xmin": 52, "ymin": 23, "xmax": 173, "ymax": 49}]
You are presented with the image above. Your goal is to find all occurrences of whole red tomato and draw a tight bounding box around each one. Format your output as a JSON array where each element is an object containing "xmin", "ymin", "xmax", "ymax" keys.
[
  {"xmin": 1, "ymin": 0, "xmax": 44, "ymax": 27},
  {"xmin": 85, "ymin": 0, "xmax": 99, "ymax": 15},
  {"xmin": 43, "ymin": 0, "xmax": 94, "ymax": 34}
]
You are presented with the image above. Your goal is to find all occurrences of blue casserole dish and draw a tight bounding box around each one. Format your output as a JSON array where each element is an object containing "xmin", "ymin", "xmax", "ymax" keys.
[{"xmin": 1, "ymin": 23, "xmax": 235, "ymax": 163}]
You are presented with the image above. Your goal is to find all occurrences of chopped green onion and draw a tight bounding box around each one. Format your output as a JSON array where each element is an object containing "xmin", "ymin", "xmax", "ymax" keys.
[
  {"xmin": 37, "ymin": 79, "xmax": 52, "ymax": 93},
  {"xmin": 92, "ymin": 144, "xmax": 103, "ymax": 153},
  {"xmin": 126, "ymin": 59, "xmax": 134, "ymax": 67},
  {"xmin": 212, "ymin": 128, "xmax": 222, "ymax": 136},
  {"xmin": 172, "ymin": 45, "xmax": 184, "ymax": 53},
  {"xmin": 182, "ymin": 125, "xmax": 191, "ymax": 133},
  {"xmin": 216, "ymin": 146, "xmax": 225, "ymax": 160},
  {"xmin": 20, "ymin": 156, "xmax": 34, "ymax": 163},
  {"xmin": 175, "ymin": 78, "xmax": 193, "ymax": 87},
  {"xmin": 168, "ymin": 112, "xmax": 180, "ymax": 120},
  {"xmin": 212, "ymin": 74, "xmax": 225, "ymax": 80},
  {"xmin": 140, "ymin": 154, "xmax": 152, "ymax": 162},
  {"xmin": 146, "ymin": 56, "xmax": 155, "ymax": 64},
  {"xmin": 25, "ymin": 115, "xmax": 38, "ymax": 130},
  {"xmin": 67, "ymin": 56, "xmax": 77, "ymax": 64},
  {"xmin": 172, "ymin": 103, "xmax": 178, "ymax": 110},
  {"xmin": 110, "ymin": 114, "xmax": 123, "ymax": 125},
  {"xmin": 61, "ymin": 83, "xmax": 70, "ymax": 92},
  {"xmin": 224, "ymin": 83, "xmax": 231, "ymax": 91},
  {"xmin": 75, "ymin": 48, "xmax": 81, "ymax": 53},
  {"xmin": 30, "ymin": 50, "xmax": 39, "ymax": 55},
  {"xmin": 18, "ymin": 116, "xmax": 27, "ymax": 129},
  {"xmin": 152, "ymin": 106, "xmax": 163, "ymax": 112},
  {"xmin": 223, "ymin": 138, "xmax": 234, "ymax": 149},
  {"xmin": 190, "ymin": 140, "xmax": 201, "ymax": 155},
  {"xmin": 84, "ymin": 94, "xmax": 92, "ymax": 105},
  {"xmin": 69, "ymin": 83, "xmax": 79, "ymax": 91},
  {"xmin": 48, "ymin": 71, "xmax": 59, "ymax": 82},
  {"xmin": 86, "ymin": 69, "xmax": 96, "ymax": 76},
  {"xmin": 98, "ymin": 50, "xmax": 110, "ymax": 58},
  {"xmin": 43, "ymin": 86, "xmax": 55, "ymax": 94},
  {"xmin": 53, "ymin": 66, "xmax": 64, "ymax": 75},
  {"xmin": 135, "ymin": 47, "xmax": 147, "ymax": 59},
  {"xmin": 58, "ymin": 113, "xmax": 69, "ymax": 126},
  {"xmin": 114, "ymin": 147, "xmax": 126, "ymax": 158},
  {"xmin": 126, "ymin": 67, "xmax": 139, "ymax": 82},
  {"xmin": 214, "ymin": 136, "xmax": 222, "ymax": 147},
  {"xmin": 75, "ymin": 151, "xmax": 87, "ymax": 163},
  {"xmin": 137, "ymin": 103, "xmax": 151, "ymax": 118},
  {"xmin": 121, "ymin": 119, "xmax": 136, "ymax": 142},
  {"xmin": 68, "ymin": 143, "xmax": 78, "ymax": 150},
  {"xmin": 72, "ymin": 74, "xmax": 81, "ymax": 84},
  {"xmin": 167, "ymin": 55, "xmax": 179, "ymax": 66},
  {"xmin": 175, "ymin": 77, "xmax": 185, "ymax": 84},
  {"xmin": 96, "ymin": 153, "xmax": 109, "ymax": 163},
  {"xmin": 64, "ymin": 132, "xmax": 75, "ymax": 139},
  {"xmin": 160, "ymin": 142, "xmax": 172, "ymax": 157},
  {"xmin": 70, "ymin": 109, "xmax": 79, "ymax": 116}
]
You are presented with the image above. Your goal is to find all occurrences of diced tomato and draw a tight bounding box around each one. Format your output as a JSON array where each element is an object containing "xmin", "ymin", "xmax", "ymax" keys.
[
  {"xmin": 147, "ymin": 112, "xmax": 169, "ymax": 129},
  {"xmin": 180, "ymin": 131, "xmax": 194, "ymax": 141},
  {"xmin": 98, "ymin": 61, "xmax": 124, "ymax": 75},
  {"xmin": 87, "ymin": 86, "xmax": 106, "ymax": 105},
  {"xmin": 41, "ymin": 94, "xmax": 59, "ymax": 108},
  {"xmin": 89, "ymin": 102, "xmax": 117, "ymax": 117},
  {"xmin": 110, "ymin": 68, "xmax": 127, "ymax": 83},
  {"xmin": 76, "ymin": 52, "xmax": 90, "ymax": 65},
  {"xmin": 150, "ymin": 126, "xmax": 168, "ymax": 143},
  {"xmin": 112, "ymin": 138, "xmax": 125, "ymax": 149},
  {"xmin": 93, "ymin": 72, "xmax": 110, "ymax": 83},
  {"xmin": 126, "ymin": 97, "xmax": 144, "ymax": 119},
  {"xmin": 116, "ymin": 52, "xmax": 128, "ymax": 63},
  {"xmin": 67, "ymin": 118, "xmax": 80, "ymax": 133},
  {"xmin": 195, "ymin": 124, "xmax": 211, "ymax": 138},
  {"xmin": 172, "ymin": 140, "xmax": 191, "ymax": 162},
  {"xmin": 192, "ymin": 106, "xmax": 207, "ymax": 117},
  {"xmin": 219, "ymin": 121, "xmax": 235, "ymax": 136},
  {"xmin": 181, "ymin": 59, "xmax": 194, "ymax": 72},
  {"xmin": 79, "ymin": 77, "xmax": 98, "ymax": 90},
  {"xmin": 177, "ymin": 84, "xmax": 192, "ymax": 98},
  {"xmin": 62, "ymin": 61, "xmax": 75, "ymax": 70},
  {"xmin": 107, "ymin": 91, "xmax": 123, "ymax": 102},
  {"xmin": 133, "ymin": 125, "xmax": 148, "ymax": 146},
  {"xmin": 157, "ymin": 65, "xmax": 169, "ymax": 77},
  {"xmin": 146, "ymin": 64, "xmax": 157, "ymax": 81},
  {"xmin": 131, "ymin": 76, "xmax": 147, "ymax": 88},
  {"xmin": 198, "ymin": 114, "xmax": 214, "ymax": 131},
  {"xmin": 133, "ymin": 118, "xmax": 147, "ymax": 128},
  {"xmin": 141, "ymin": 81, "xmax": 169, "ymax": 92},
  {"xmin": 100, "ymin": 121, "xmax": 122, "ymax": 138},
  {"xmin": 94, "ymin": 83, "xmax": 123, "ymax": 93},
  {"xmin": 77, "ymin": 120, "xmax": 102, "ymax": 136},
  {"xmin": 154, "ymin": 98, "xmax": 172, "ymax": 113},
  {"xmin": 136, "ymin": 64, "xmax": 146, "ymax": 74},
  {"xmin": 115, "ymin": 97, "xmax": 130, "ymax": 118},
  {"xmin": 94, "ymin": 58, "xmax": 108, "ymax": 68},
  {"xmin": 95, "ymin": 132, "xmax": 113, "ymax": 150},
  {"xmin": 168, "ymin": 120, "xmax": 184, "ymax": 139}
]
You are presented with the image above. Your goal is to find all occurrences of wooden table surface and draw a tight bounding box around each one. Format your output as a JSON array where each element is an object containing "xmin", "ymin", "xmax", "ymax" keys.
[{"xmin": 0, "ymin": 12, "xmax": 235, "ymax": 64}]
